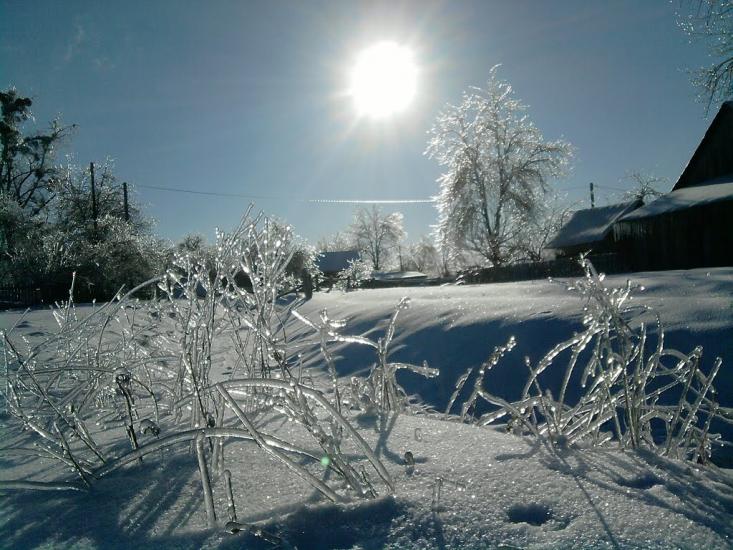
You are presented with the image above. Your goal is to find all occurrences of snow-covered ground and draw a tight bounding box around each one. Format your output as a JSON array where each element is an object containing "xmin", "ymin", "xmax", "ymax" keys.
[
  {"xmin": 1, "ymin": 267, "xmax": 732, "ymax": 549},
  {"xmin": 292, "ymin": 267, "xmax": 733, "ymax": 418},
  {"xmin": 2, "ymin": 412, "xmax": 733, "ymax": 549}
]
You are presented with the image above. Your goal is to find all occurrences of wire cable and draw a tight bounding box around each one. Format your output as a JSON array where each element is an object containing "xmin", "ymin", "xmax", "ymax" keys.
[{"xmin": 134, "ymin": 183, "xmax": 436, "ymax": 204}]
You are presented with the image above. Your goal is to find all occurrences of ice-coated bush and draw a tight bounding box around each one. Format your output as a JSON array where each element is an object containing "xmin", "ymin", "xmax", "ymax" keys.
[
  {"xmin": 2, "ymin": 216, "xmax": 729, "ymax": 537},
  {"xmin": 295, "ymin": 297, "xmax": 439, "ymax": 414},
  {"xmin": 446, "ymin": 257, "xmax": 728, "ymax": 463},
  {"xmin": 335, "ymin": 257, "xmax": 372, "ymax": 290},
  {"xmin": 0, "ymin": 206, "xmax": 392, "ymax": 527}
]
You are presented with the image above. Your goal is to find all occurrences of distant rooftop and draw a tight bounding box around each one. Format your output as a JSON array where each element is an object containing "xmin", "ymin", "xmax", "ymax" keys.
[
  {"xmin": 371, "ymin": 271, "xmax": 427, "ymax": 281},
  {"xmin": 316, "ymin": 250, "xmax": 360, "ymax": 273},
  {"xmin": 545, "ymin": 200, "xmax": 642, "ymax": 250},
  {"xmin": 619, "ymin": 178, "xmax": 733, "ymax": 222}
]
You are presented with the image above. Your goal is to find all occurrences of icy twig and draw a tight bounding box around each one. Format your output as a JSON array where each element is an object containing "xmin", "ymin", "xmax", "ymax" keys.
[{"xmin": 196, "ymin": 432, "xmax": 217, "ymax": 528}]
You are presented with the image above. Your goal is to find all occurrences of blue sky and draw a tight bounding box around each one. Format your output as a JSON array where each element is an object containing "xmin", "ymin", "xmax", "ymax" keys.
[{"xmin": 0, "ymin": 0, "xmax": 717, "ymax": 245}]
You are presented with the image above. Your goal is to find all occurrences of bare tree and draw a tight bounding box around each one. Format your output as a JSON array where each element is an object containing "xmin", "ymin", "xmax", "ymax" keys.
[
  {"xmin": 621, "ymin": 172, "xmax": 668, "ymax": 204},
  {"xmin": 426, "ymin": 66, "xmax": 572, "ymax": 266},
  {"xmin": 678, "ymin": 1, "xmax": 733, "ymax": 108},
  {"xmin": 349, "ymin": 205, "xmax": 405, "ymax": 271}
]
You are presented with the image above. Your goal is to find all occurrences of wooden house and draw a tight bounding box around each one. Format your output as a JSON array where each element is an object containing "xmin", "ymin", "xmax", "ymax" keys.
[
  {"xmin": 315, "ymin": 250, "xmax": 361, "ymax": 287},
  {"xmin": 543, "ymin": 200, "xmax": 642, "ymax": 259},
  {"xmin": 614, "ymin": 101, "xmax": 733, "ymax": 271}
]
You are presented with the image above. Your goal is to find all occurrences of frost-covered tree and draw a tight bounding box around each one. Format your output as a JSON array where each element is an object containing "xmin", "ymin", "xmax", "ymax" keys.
[
  {"xmin": 0, "ymin": 90, "xmax": 165, "ymax": 297},
  {"xmin": 316, "ymin": 231, "xmax": 354, "ymax": 253},
  {"xmin": 0, "ymin": 89, "xmax": 73, "ymax": 282},
  {"xmin": 678, "ymin": 0, "xmax": 733, "ymax": 108},
  {"xmin": 514, "ymin": 195, "xmax": 574, "ymax": 263},
  {"xmin": 53, "ymin": 160, "xmax": 149, "ymax": 235},
  {"xmin": 349, "ymin": 205, "xmax": 405, "ymax": 271},
  {"xmin": 0, "ymin": 194, "xmax": 48, "ymax": 285},
  {"xmin": 175, "ymin": 233, "xmax": 210, "ymax": 257},
  {"xmin": 404, "ymin": 236, "xmax": 441, "ymax": 275},
  {"xmin": 426, "ymin": 66, "xmax": 572, "ymax": 266},
  {"xmin": 44, "ymin": 163, "xmax": 166, "ymax": 297},
  {"xmin": 17, "ymin": 161, "xmax": 165, "ymax": 296}
]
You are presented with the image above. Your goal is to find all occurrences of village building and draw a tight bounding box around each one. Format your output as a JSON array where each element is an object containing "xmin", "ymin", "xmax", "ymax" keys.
[
  {"xmin": 614, "ymin": 101, "xmax": 733, "ymax": 271},
  {"xmin": 315, "ymin": 250, "xmax": 361, "ymax": 287},
  {"xmin": 543, "ymin": 200, "xmax": 642, "ymax": 262}
]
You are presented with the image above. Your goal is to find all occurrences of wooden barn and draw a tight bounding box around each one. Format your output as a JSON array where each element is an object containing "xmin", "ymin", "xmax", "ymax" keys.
[
  {"xmin": 543, "ymin": 199, "xmax": 642, "ymax": 259},
  {"xmin": 614, "ymin": 101, "xmax": 733, "ymax": 271}
]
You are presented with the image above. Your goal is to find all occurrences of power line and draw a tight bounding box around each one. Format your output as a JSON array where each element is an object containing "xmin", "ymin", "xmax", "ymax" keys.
[
  {"xmin": 137, "ymin": 181, "xmax": 632, "ymax": 203},
  {"xmin": 134, "ymin": 183, "xmax": 436, "ymax": 205},
  {"xmin": 558, "ymin": 183, "xmax": 630, "ymax": 192},
  {"xmin": 135, "ymin": 183, "xmax": 282, "ymax": 201},
  {"xmin": 308, "ymin": 198, "xmax": 435, "ymax": 204}
]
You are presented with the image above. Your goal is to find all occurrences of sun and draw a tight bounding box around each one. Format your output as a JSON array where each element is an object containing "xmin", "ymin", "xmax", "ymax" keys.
[{"xmin": 349, "ymin": 41, "xmax": 417, "ymax": 118}]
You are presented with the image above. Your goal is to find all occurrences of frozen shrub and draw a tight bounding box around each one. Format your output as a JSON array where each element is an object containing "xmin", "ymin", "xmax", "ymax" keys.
[
  {"xmin": 335, "ymin": 257, "xmax": 372, "ymax": 290},
  {"xmin": 295, "ymin": 297, "xmax": 439, "ymax": 414},
  {"xmin": 448, "ymin": 257, "xmax": 728, "ymax": 463},
  {"xmin": 0, "ymin": 206, "xmax": 392, "ymax": 524}
]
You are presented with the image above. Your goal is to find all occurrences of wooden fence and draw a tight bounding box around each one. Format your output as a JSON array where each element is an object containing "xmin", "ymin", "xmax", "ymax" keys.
[
  {"xmin": 0, "ymin": 282, "xmax": 108, "ymax": 310},
  {"xmin": 457, "ymin": 253, "xmax": 628, "ymax": 285},
  {"xmin": 0, "ymin": 287, "xmax": 44, "ymax": 309}
]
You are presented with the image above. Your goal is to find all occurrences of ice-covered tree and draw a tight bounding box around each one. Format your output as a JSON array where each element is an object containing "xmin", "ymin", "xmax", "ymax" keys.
[
  {"xmin": 316, "ymin": 231, "xmax": 354, "ymax": 253},
  {"xmin": 30, "ymin": 161, "xmax": 164, "ymax": 296},
  {"xmin": 426, "ymin": 66, "xmax": 572, "ymax": 266},
  {"xmin": 514, "ymin": 195, "xmax": 574, "ymax": 263},
  {"xmin": 403, "ymin": 236, "xmax": 441, "ymax": 276},
  {"xmin": 349, "ymin": 205, "xmax": 405, "ymax": 270},
  {"xmin": 53, "ymin": 160, "xmax": 149, "ymax": 235},
  {"xmin": 678, "ymin": 0, "xmax": 733, "ymax": 108},
  {"xmin": 0, "ymin": 89, "xmax": 73, "ymax": 283},
  {"xmin": 175, "ymin": 233, "xmax": 210, "ymax": 257}
]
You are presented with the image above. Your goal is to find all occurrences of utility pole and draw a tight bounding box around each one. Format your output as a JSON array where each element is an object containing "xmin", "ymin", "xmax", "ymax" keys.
[
  {"xmin": 90, "ymin": 162, "xmax": 98, "ymax": 233},
  {"xmin": 123, "ymin": 182, "xmax": 130, "ymax": 221},
  {"xmin": 589, "ymin": 182, "xmax": 595, "ymax": 208}
]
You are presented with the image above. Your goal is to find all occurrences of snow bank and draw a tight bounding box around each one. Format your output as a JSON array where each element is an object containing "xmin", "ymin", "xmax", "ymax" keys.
[
  {"xmin": 291, "ymin": 268, "xmax": 733, "ymax": 417},
  {"xmin": 1, "ymin": 267, "xmax": 732, "ymax": 548}
]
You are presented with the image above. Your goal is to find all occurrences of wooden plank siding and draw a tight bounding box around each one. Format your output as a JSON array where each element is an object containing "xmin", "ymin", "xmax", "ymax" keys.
[{"xmin": 613, "ymin": 200, "xmax": 733, "ymax": 271}]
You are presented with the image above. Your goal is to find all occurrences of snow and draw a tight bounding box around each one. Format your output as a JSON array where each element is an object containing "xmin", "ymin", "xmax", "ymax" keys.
[
  {"xmin": 2, "ymin": 412, "xmax": 732, "ymax": 549},
  {"xmin": 2, "ymin": 267, "xmax": 733, "ymax": 548},
  {"xmin": 292, "ymin": 268, "xmax": 733, "ymax": 421},
  {"xmin": 544, "ymin": 201, "xmax": 641, "ymax": 250},
  {"xmin": 619, "ymin": 179, "xmax": 733, "ymax": 221}
]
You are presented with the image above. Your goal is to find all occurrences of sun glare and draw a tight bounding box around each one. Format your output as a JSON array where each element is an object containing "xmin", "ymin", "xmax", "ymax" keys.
[{"xmin": 349, "ymin": 41, "xmax": 417, "ymax": 118}]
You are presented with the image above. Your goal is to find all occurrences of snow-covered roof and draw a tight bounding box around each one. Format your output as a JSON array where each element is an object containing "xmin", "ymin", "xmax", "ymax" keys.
[
  {"xmin": 544, "ymin": 200, "xmax": 642, "ymax": 250},
  {"xmin": 619, "ymin": 179, "xmax": 733, "ymax": 222},
  {"xmin": 371, "ymin": 271, "xmax": 427, "ymax": 281},
  {"xmin": 316, "ymin": 250, "xmax": 360, "ymax": 273}
]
